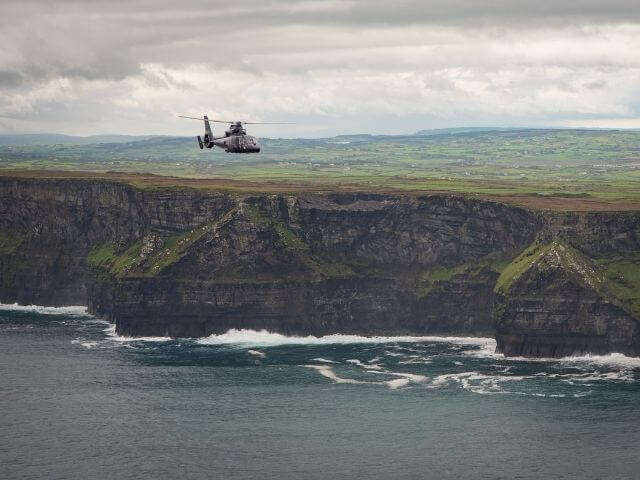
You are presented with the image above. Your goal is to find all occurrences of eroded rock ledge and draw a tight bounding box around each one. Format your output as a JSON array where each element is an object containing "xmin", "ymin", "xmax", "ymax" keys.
[{"xmin": 1, "ymin": 176, "xmax": 639, "ymax": 357}]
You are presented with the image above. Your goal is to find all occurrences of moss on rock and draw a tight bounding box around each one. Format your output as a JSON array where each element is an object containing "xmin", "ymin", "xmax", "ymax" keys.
[
  {"xmin": 88, "ymin": 209, "xmax": 237, "ymax": 278},
  {"xmin": 0, "ymin": 231, "xmax": 23, "ymax": 255},
  {"xmin": 418, "ymin": 257, "xmax": 510, "ymax": 298}
]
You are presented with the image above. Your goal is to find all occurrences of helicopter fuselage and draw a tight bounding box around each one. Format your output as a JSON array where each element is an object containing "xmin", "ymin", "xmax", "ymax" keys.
[{"xmin": 206, "ymin": 133, "xmax": 260, "ymax": 153}]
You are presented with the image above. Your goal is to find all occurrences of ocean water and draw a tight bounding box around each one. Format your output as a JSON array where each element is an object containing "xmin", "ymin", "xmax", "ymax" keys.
[{"xmin": 1, "ymin": 304, "xmax": 640, "ymax": 480}]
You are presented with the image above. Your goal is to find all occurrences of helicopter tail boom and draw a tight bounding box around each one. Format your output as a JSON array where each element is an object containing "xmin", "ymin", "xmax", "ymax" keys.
[{"xmin": 203, "ymin": 115, "xmax": 213, "ymax": 138}]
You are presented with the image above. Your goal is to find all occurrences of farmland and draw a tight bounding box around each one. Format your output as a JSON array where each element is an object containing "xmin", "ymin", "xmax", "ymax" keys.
[{"xmin": 1, "ymin": 128, "xmax": 639, "ymax": 210}]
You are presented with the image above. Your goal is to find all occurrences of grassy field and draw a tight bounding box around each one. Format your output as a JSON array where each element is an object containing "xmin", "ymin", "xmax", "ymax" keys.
[{"xmin": 1, "ymin": 128, "xmax": 639, "ymax": 210}]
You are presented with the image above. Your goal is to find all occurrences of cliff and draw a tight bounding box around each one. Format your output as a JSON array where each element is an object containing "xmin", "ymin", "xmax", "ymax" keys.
[
  {"xmin": 87, "ymin": 192, "xmax": 537, "ymax": 337},
  {"xmin": 494, "ymin": 241, "xmax": 640, "ymax": 357},
  {"xmin": 1, "ymin": 174, "xmax": 639, "ymax": 357}
]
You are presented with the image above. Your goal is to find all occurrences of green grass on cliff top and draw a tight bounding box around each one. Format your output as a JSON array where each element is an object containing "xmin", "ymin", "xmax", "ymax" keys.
[{"xmin": 2, "ymin": 129, "xmax": 640, "ymax": 210}]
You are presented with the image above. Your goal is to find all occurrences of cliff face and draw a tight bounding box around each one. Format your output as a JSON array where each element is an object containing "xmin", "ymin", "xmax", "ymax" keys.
[
  {"xmin": 494, "ymin": 242, "xmax": 640, "ymax": 357},
  {"xmin": 88, "ymin": 193, "xmax": 537, "ymax": 337},
  {"xmin": 2, "ymin": 176, "xmax": 640, "ymax": 357},
  {"xmin": 0, "ymin": 177, "xmax": 234, "ymax": 304}
]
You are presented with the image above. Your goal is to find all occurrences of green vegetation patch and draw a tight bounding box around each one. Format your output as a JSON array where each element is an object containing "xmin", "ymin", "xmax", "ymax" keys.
[
  {"xmin": 495, "ymin": 240, "xmax": 605, "ymax": 295},
  {"xmin": 494, "ymin": 241, "xmax": 555, "ymax": 294},
  {"xmin": 143, "ymin": 223, "xmax": 217, "ymax": 276},
  {"xmin": 419, "ymin": 257, "xmax": 511, "ymax": 297},
  {"xmin": 594, "ymin": 254, "xmax": 640, "ymax": 318},
  {"xmin": 0, "ymin": 231, "xmax": 23, "ymax": 254},
  {"xmin": 244, "ymin": 205, "xmax": 310, "ymax": 251},
  {"xmin": 87, "ymin": 240, "xmax": 143, "ymax": 277},
  {"xmin": 495, "ymin": 240, "xmax": 640, "ymax": 320},
  {"xmin": 245, "ymin": 204, "xmax": 352, "ymax": 278},
  {"xmin": 88, "ymin": 209, "xmax": 236, "ymax": 278},
  {"xmin": 303, "ymin": 258, "xmax": 353, "ymax": 278}
]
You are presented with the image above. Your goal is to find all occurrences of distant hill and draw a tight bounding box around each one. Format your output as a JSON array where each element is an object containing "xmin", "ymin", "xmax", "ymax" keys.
[
  {"xmin": 0, "ymin": 134, "xmax": 163, "ymax": 146},
  {"xmin": 413, "ymin": 127, "xmax": 519, "ymax": 136}
]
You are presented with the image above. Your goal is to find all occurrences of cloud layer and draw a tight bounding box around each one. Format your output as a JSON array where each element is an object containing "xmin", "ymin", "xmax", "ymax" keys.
[{"xmin": 1, "ymin": 0, "xmax": 639, "ymax": 136}]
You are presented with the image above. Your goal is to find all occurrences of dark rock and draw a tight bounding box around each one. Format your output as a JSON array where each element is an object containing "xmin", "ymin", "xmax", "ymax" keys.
[
  {"xmin": 495, "ymin": 242, "xmax": 640, "ymax": 357},
  {"xmin": 2, "ymin": 176, "xmax": 640, "ymax": 358}
]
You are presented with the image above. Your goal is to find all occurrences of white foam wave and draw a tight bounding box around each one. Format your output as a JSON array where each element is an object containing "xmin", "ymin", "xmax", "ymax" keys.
[
  {"xmin": 532, "ymin": 370, "xmax": 633, "ymax": 383},
  {"xmin": 0, "ymin": 303, "xmax": 89, "ymax": 316},
  {"xmin": 398, "ymin": 358, "xmax": 432, "ymax": 365},
  {"xmin": 196, "ymin": 329, "xmax": 495, "ymax": 348},
  {"xmin": 310, "ymin": 358, "xmax": 338, "ymax": 363},
  {"xmin": 312, "ymin": 352, "xmax": 429, "ymax": 389},
  {"xmin": 305, "ymin": 362, "xmax": 605, "ymax": 395},
  {"xmin": 306, "ymin": 365, "xmax": 370, "ymax": 385},
  {"xmin": 370, "ymin": 371, "xmax": 429, "ymax": 390},
  {"xmin": 385, "ymin": 378, "xmax": 410, "ymax": 389},
  {"xmin": 346, "ymin": 359, "xmax": 383, "ymax": 370},
  {"xmin": 306, "ymin": 364, "xmax": 428, "ymax": 390},
  {"xmin": 559, "ymin": 353, "xmax": 640, "ymax": 370},
  {"xmin": 83, "ymin": 318, "xmax": 111, "ymax": 325},
  {"xmin": 455, "ymin": 339, "xmax": 640, "ymax": 370},
  {"xmin": 430, "ymin": 371, "xmax": 531, "ymax": 395},
  {"xmin": 478, "ymin": 351, "xmax": 640, "ymax": 370},
  {"xmin": 103, "ymin": 324, "xmax": 171, "ymax": 343},
  {"xmin": 71, "ymin": 339, "xmax": 99, "ymax": 349}
]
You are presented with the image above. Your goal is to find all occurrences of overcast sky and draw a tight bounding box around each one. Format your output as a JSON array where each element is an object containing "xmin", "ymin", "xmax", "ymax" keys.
[{"xmin": 0, "ymin": 0, "xmax": 639, "ymax": 137}]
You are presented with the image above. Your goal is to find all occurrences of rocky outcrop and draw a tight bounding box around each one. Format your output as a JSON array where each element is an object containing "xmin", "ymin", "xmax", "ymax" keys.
[
  {"xmin": 1, "ymin": 175, "xmax": 640, "ymax": 357},
  {"xmin": 494, "ymin": 242, "xmax": 640, "ymax": 357}
]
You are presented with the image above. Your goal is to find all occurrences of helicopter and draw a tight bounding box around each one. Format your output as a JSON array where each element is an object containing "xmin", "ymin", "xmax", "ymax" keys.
[{"xmin": 178, "ymin": 115, "xmax": 291, "ymax": 153}]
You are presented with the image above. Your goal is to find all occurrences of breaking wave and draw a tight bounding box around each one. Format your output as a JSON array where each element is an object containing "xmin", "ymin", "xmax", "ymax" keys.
[
  {"xmin": 558, "ymin": 353, "xmax": 640, "ymax": 369},
  {"xmin": 0, "ymin": 302, "xmax": 89, "ymax": 316},
  {"xmin": 196, "ymin": 328, "xmax": 495, "ymax": 348},
  {"xmin": 469, "ymin": 347, "xmax": 640, "ymax": 370},
  {"xmin": 102, "ymin": 323, "xmax": 171, "ymax": 343}
]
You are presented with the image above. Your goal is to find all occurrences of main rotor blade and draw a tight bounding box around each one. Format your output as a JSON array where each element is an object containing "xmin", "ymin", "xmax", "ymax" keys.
[
  {"xmin": 178, "ymin": 115, "xmax": 235, "ymax": 123},
  {"xmin": 179, "ymin": 116, "xmax": 294, "ymax": 125},
  {"xmin": 242, "ymin": 122, "xmax": 296, "ymax": 125}
]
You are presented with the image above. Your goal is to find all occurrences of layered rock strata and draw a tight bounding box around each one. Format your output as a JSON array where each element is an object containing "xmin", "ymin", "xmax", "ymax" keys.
[{"xmin": 1, "ymin": 176, "xmax": 639, "ymax": 357}]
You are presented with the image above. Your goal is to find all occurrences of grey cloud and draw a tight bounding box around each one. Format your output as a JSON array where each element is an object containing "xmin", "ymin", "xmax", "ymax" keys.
[
  {"xmin": 1, "ymin": 0, "xmax": 639, "ymax": 85},
  {"xmin": 0, "ymin": 71, "xmax": 23, "ymax": 88},
  {"xmin": 584, "ymin": 79, "xmax": 607, "ymax": 90},
  {"xmin": 143, "ymin": 71, "xmax": 196, "ymax": 90},
  {"xmin": 0, "ymin": 0, "xmax": 639, "ymax": 134}
]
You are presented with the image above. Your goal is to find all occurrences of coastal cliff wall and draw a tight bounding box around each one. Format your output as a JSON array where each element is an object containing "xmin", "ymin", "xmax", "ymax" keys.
[
  {"xmin": 0, "ymin": 177, "xmax": 234, "ymax": 304},
  {"xmin": 1, "ymin": 176, "xmax": 639, "ymax": 357}
]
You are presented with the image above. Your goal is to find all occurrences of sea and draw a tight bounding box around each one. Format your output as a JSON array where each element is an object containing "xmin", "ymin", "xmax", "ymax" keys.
[{"xmin": 1, "ymin": 304, "xmax": 640, "ymax": 480}]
